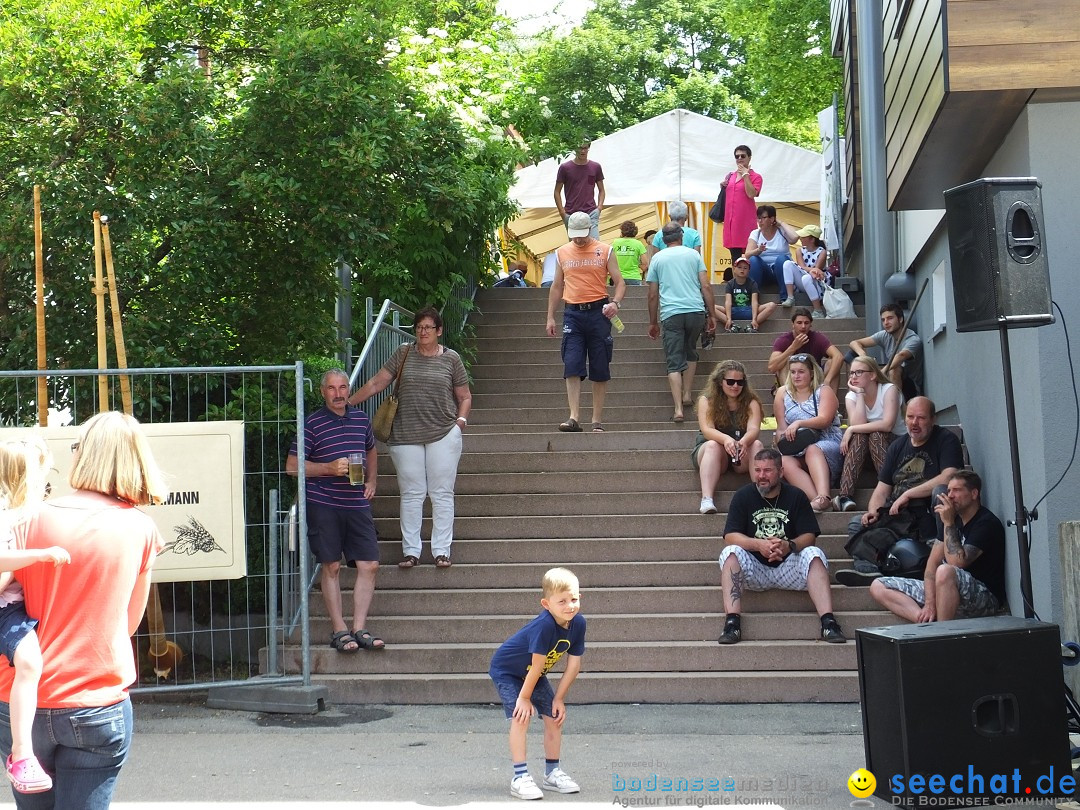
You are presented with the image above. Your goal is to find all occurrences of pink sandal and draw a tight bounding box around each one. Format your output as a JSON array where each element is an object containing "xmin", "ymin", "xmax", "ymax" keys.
[{"xmin": 7, "ymin": 755, "xmax": 52, "ymax": 794}]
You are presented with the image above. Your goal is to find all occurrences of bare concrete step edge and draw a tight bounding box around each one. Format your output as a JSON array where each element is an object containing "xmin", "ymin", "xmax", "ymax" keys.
[
  {"xmin": 305, "ymin": 611, "xmax": 890, "ymax": 643},
  {"xmin": 312, "ymin": 670, "xmax": 860, "ymax": 704}
]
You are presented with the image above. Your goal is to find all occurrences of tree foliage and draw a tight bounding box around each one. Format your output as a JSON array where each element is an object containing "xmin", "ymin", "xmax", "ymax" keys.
[
  {"xmin": 0, "ymin": 0, "xmax": 521, "ymax": 376},
  {"xmin": 507, "ymin": 0, "xmax": 840, "ymax": 158}
]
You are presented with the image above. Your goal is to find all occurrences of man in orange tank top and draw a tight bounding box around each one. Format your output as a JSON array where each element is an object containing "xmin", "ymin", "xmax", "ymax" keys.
[{"xmin": 545, "ymin": 212, "xmax": 626, "ymax": 433}]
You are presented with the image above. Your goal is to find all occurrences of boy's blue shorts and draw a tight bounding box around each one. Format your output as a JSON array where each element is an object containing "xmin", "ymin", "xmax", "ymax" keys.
[
  {"xmin": 731, "ymin": 306, "xmax": 753, "ymax": 321},
  {"xmin": 490, "ymin": 671, "xmax": 556, "ymax": 719}
]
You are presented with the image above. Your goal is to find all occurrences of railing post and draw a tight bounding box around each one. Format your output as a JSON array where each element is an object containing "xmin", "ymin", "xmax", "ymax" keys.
[
  {"xmin": 267, "ymin": 488, "xmax": 279, "ymax": 676},
  {"xmin": 294, "ymin": 360, "xmax": 311, "ymax": 687}
]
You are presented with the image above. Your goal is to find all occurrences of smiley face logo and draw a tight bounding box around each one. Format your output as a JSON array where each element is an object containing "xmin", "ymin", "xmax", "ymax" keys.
[{"xmin": 847, "ymin": 768, "xmax": 876, "ymax": 798}]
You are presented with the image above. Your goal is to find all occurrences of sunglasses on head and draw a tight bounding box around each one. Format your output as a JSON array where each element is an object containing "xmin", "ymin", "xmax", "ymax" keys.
[
  {"xmin": 723, "ymin": 378, "xmax": 746, "ymax": 387},
  {"xmin": 789, "ymin": 354, "xmax": 811, "ymax": 364}
]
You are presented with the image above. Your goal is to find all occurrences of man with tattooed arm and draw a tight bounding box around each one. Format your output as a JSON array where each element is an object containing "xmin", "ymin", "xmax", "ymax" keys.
[
  {"xmin": 717, "ymin": 448, "xmax": 847, "ymax": 645},
  {"xmin": 870, "ymin": 470, "xmax": 1006, "ymax": 621}
]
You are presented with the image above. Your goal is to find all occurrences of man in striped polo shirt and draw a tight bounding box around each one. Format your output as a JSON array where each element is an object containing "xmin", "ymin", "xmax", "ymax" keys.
[{"xmin": 287, "ymin": 369, "xmax": 384, "ymax": 652}]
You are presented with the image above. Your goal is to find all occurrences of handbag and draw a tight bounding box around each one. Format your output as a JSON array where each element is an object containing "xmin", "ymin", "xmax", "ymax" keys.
[
  {"xmin": 708, "ymin": 178, "xmax": 728, "ymax": 223},
  {"xmin": 776, "ymin": 427, "xmax": 821, "ymax": 455},
  {"xmin": 372, "ymin": 345, "xmax": 410, "ymax": 443}
]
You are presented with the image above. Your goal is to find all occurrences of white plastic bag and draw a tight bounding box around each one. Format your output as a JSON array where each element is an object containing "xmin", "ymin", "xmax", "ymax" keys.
[{"xmin": 823, "ymin": 284, "xmax": 856, "ymax": 319}]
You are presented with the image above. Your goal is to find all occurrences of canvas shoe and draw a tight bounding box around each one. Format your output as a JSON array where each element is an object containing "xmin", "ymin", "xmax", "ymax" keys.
[
  {"xmin": 511, "ymin": 773, "xmax": 544, "ymax": 800},
  {"xmin": 717, "ymin": 615, "xmax": 742, "ymax": 645},
  {"xmin": 833, "ymin": 495, "xmax": 857, "ymax": 512},
  {"xmin": 699, "ymin": 497, "xmax": 717, "ymax": 515},
  {"xmin": 6, "ymin": 755, "xmax": 52, "ymax": 794},
  {"xmin": 781, "ymin": 296, "xmax": 795, "ymax": 307},
  {"xmin": 542, "ymin": 768, "xmax": 580, "ymax": 794},
  {"xmin": 821, "ymin": 617, "xmax": 848, "ymax": 643}
]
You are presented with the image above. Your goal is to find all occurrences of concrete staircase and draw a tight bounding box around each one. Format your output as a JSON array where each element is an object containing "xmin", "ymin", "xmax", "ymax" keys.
[{"xmin": 286, "ymin": 285, "xmax": 893, "ymax": 703}]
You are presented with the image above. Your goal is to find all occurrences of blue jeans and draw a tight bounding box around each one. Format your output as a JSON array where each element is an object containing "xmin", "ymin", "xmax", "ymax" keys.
[
  {"xmin": 748, "ymin": 254, "xmax": 787, "ymax": 290},
  {"xmin": 0, "ymin": 698, "xmax": 132, "ymax": 809}
]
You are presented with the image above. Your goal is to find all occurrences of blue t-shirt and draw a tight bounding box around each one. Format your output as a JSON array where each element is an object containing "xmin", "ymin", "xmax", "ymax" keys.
[
  {"xmin": 489, "ymin": 610, "xmax": 586, "ymax": 679},
  {"xmin": 652, "ymin": 226, "xmax": 702, "ymax": 251},
  {"xmin": 288, "ymin": 405, "xmax": 376, "ymax": 509},
  {"xmin": 648, "ymin": 245, "xmax": 708, "ymax": 321}
]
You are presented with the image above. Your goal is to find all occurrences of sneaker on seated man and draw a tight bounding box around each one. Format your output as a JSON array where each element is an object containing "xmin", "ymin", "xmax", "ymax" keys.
[
  {"xmin": 835, "ymin": 397, "xmax": 963, "ymax": 586},
  {"xmin": 870, "ymin": 470, "xmax": 1006, "ymax": 621},
  {"xmin": 717, "ymin": 448, "xmax": 846, "ymax": 644}
]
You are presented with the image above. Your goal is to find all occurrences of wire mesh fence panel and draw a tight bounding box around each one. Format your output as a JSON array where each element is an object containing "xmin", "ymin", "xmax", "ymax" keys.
[{"xmin": 0, "ymin": 365, "xmax": 309, "ymax": 694}]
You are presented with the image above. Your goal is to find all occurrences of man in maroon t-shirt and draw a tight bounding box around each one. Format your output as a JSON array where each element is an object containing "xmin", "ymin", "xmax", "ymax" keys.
[
  {"xmin": 553, "ymin": 139, "xmax": 605, "ymax": 240},
  {"xmin": 767, "ymin": 308, "xmax": 844, "ymax": 391}
]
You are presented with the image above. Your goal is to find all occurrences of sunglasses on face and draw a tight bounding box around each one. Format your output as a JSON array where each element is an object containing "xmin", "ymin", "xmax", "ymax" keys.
[{"xmin": 723, "ymin": 378, "xmax": 746, "ymax": 387}]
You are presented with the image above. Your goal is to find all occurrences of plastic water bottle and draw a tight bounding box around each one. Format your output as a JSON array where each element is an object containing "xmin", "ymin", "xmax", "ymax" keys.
[{"xmin": 610, "ymin": 314, "xmax": 625, "ymax": 333}]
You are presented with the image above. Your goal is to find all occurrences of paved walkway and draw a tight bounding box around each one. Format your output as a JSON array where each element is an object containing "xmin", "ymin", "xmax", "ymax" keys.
[{"xmin": 1, "ymin": 700, "xmax": 869, "ymax": 808}]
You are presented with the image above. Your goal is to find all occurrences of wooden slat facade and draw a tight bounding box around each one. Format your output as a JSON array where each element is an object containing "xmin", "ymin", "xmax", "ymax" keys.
[{"xmin": 833, "ymin": 0, "xmax": 1080, "ymax": 212}]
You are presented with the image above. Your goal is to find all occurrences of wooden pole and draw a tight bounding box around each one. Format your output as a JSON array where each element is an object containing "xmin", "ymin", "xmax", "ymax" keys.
[
  {"xmin": 93, "ymin": 212, "xmax": 108, "ymax": 408},
  {"xmin": 100, "ymin": 220, "xmax": 132, "ymax": 415},
  {"xmin": 33, "ymin": 187, "xmax": 47, "ymax": 426},
  {"xmin": 99, "ymin": 219, "xmax": 182, "ymax": 678}
]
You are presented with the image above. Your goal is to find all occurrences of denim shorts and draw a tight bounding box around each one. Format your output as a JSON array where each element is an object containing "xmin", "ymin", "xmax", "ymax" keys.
[
  {"xmin": 0, "ymin": 602, "xmax": 37, "ymax": 667},
  {"xmin": 490, "ymin": 671, "xmax": 557, "ymax": 719},
  {"xmin": 561, "ymin": 306, "xmax": 614, "ymax": 382},
  {"xmin": 730, "ymin": 306, "xmax": 753, "ymax": 321}
]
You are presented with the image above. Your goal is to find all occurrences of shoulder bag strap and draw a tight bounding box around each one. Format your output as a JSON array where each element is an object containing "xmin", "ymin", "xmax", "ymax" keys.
[{"xmin": 391, "ymin": 345, "xmax": 411, "ymax": 396}]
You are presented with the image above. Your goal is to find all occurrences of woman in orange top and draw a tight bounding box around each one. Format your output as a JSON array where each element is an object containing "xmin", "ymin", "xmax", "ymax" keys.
[{"xmin": 0, "ymin": 412, "xmax": 166, "ymax": 809}]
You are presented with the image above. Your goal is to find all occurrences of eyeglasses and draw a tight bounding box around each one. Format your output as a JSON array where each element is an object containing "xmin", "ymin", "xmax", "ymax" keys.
[
  {"xmin": 789, "ymin": 354, "xmax": 811, "ymax": 364},
  {"xmin": 848, "ymin": 369, "xmax": 870, "ymax": 377},
  {"xmin": 416, "ymin": 325, "xmax": 437, "ymax": 332},
  {"xmin": 723, "ymin": 378, "xmax": 746, "ymax": 387}
]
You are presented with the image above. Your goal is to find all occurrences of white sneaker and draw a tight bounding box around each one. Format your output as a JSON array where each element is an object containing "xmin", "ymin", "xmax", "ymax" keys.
[
  {"xmin": 781, "ymin": 296, "xmax": 795, "ymax": 307},
  {"xmin": 511, "ymin": 773, "xmax": 544, "ymax": 800},
  {"xmin": 542, "ymin": 768, "xmax": 580, "ymax": 794},
  {"xmin": 699, "ymin": 497, "xmax": 717, "ymax": 515}
]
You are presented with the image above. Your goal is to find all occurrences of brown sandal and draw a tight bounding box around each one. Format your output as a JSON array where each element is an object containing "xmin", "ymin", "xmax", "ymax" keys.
[
  {"xmin": 398, "ymin": 555, "xmax": 419, "ymax": 569},
  {"xmin": 435, "ymin": 555, "xmax": 452, "ymax": 568}
]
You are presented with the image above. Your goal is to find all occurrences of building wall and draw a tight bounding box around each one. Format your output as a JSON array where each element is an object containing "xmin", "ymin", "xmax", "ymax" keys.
[{"xmin": 898, "ymin": 100, "xmax": 1080, "ymax": 621}]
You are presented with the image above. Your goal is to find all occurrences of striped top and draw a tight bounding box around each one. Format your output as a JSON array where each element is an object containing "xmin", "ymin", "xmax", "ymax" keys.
[
  {"xmin": 381, "ymin": 344, "xmax": 468, "ymax": 446},
  {"xmin": 289, "ymin": 405, "xmax": 375, "ymax": 509}
]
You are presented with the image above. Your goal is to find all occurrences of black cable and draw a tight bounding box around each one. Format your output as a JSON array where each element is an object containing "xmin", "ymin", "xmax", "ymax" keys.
[{"xmin": 1029, "ymin": 300, "xmax": 1079, "ymax": 517}]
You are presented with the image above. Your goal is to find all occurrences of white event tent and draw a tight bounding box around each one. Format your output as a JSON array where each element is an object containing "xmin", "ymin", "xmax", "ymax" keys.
[{"xmin": 504, "ymin": 108, "xmax": 823, "ymax": 283}]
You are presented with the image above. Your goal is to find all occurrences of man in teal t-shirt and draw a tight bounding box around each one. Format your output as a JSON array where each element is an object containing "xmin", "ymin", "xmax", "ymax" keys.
[{"xmin": 647, "ymin": 223, "xmax": 716, "ymax": 422}]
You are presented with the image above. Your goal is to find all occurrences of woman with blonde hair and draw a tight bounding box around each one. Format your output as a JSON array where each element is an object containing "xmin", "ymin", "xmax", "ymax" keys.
[
  {"xmin": 0, "ymin": 411, "xmax": 166, "ymax": 808},
  {"xmin": 774, "ymin": 354, "xmax": 843, "ymax": 511},
  {"xmin": 833, "ymin": 355, "xmax": 904, "ymax": 512},
  {"xmin": 692, "ymin": 360, "xmax": 764, "ymax": 514}
]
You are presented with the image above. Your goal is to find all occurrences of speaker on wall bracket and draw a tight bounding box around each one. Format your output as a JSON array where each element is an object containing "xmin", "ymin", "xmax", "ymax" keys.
[{"xmin": 944, "ymin": 177, "xmax": 1055, "ymax": 333}]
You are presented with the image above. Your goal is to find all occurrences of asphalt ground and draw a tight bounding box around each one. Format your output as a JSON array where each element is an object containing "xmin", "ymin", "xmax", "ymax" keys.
[{"xmin": 0, "ymin": 699, "xmax": 1070, "ymax": 809}]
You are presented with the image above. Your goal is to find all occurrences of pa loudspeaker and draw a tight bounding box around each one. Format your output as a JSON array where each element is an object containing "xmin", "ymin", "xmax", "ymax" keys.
[
  {"xmin": 856, "ymin": 617, "xmax": 1073, "ymax": 807},
  {"xmin": 944, "ymin": 177, "xmax": 1054, "ymax": 332}
]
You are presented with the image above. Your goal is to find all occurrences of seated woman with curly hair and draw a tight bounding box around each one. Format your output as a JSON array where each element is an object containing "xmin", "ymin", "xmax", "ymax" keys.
[{"xmin": 692, "ymin": 360, "xmax": 765, "ymax": 515}]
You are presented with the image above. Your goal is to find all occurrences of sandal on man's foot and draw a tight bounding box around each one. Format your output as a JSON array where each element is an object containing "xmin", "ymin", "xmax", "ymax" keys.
[
  {"xmin": 558, "ymin": 418, "xmax": 582, "ymax": 432},
  {"xmin": 353, "ymin": 629, "xmax": 385, "ymax": 651},
  {"xmin": 591, "ymin": 423, "xmax": 605, "ymax": 432},
  {"xmin": 398, "ymin": 555, "xmax": 419, "ymax": 569},
  {"xmin": 435, "ymin": 555, "xmax": 452, "ymax": 568},
  {"xmin": 330, "ymin": 630, "xmax": 359, "ymax": 653}
]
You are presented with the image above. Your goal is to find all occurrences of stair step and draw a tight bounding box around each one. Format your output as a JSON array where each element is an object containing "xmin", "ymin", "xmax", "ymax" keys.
[
  {"xmin": 308, "ymin": 670, "xmax": 860, "ymax": 704},
  {"xmin": 321, "ymin": 585, "xmax": 883, "ymax": 614},
  {"xmin": 372, "ymin": 512, "xmax": 862, "ymax": 540},
  {"xmin": 305, "ymin": 611, "xmax": 890, "ymax": 643}
]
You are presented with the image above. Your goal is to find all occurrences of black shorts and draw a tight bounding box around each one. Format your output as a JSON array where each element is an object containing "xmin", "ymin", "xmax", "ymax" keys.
[{"xmin": 306, "ymin": 502, "xmax": 379, "ymax": 565}]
